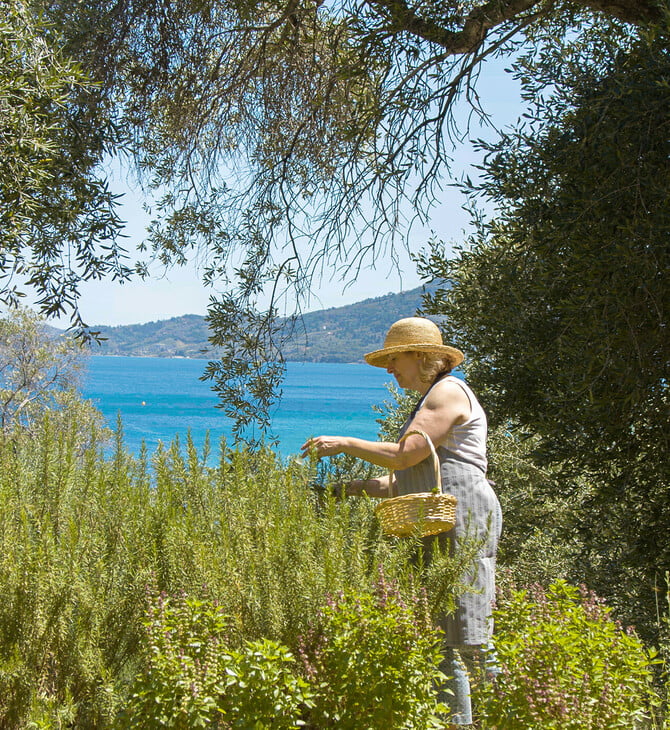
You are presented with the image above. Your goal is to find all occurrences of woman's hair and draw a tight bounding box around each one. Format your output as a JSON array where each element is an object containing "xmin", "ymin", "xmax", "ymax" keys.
[{"xmin": 417, "ymin": 353, "xmax": 453, "ymax": 383}]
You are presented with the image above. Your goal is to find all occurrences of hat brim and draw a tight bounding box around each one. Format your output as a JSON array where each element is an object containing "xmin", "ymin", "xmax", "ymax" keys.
[{"xmin": 364, "ymin": 344, "xmax": 464, "ymax": 369}]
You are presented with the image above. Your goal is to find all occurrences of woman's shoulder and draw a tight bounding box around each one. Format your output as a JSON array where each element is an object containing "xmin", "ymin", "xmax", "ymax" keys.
[
  {"xmin": 428, "ymin": 375, "xmax": 470, "ymax": 399},
  {"xmin": 420, "ymin": 377, "xmax": 472, "ymax": 420}
]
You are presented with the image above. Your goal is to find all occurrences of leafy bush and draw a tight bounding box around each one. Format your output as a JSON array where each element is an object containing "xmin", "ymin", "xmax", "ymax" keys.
[
  {"xmin": 122, "ymin": 592, "xmax": 312, "ymax": 728},
  {"xmin": 0, "ymin": 307, "xmax": 99, "ymax": 436},
  {"xmin": 223, "ymin": 639, "xmax": 313, "ymax": 728},
  {"xmin": 475, "ymin": 581, "xmax": 662, "ymax": 729},
  {"xmin": 0, "ymin": 416, "xmax": 150, "ymax": 727},
  {"xmin": 0, "ymin": 406, "xmax": 463, "ymax": 726},
  {"xmin": 485, "ymin": 425, "xmax": 582, "ymax": 590},
  {"xmin": 298, "ymin": 573, "xmax": 446, "ymax": 729}
]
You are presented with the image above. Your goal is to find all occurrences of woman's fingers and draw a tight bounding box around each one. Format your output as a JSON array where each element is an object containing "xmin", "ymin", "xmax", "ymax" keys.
[
  {"xmin": 300, "ymin": 436, "xmax": 341, "ymax": 458},
  {"xmin": 300, "ymin": 437, "xmax": 322, "ymax": 458}
]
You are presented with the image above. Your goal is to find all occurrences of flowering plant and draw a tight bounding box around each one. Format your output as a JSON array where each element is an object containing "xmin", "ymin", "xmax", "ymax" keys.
[
  {"xmin": 298, "ymin": 573, "xmax": 446, "ymax": 729},
  {"xmin": 122, "ymin": 591, "xmax": 312, "ymax": 728},
  {"xmin": 475, "ymin": 580, "xmax": 662, "ymax": 729}
]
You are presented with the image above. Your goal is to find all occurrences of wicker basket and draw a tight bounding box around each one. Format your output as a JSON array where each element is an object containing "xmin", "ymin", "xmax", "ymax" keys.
[{"xmin": 374, "ymin": 430, "xmax": 457, "ymax": 538}]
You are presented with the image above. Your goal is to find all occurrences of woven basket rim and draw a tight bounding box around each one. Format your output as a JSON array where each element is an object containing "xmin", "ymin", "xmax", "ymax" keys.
[
  {"xmin": 378, "ymin": 491, "xmax": 456, "ymax": 503},
  {"xmin": 375, "ymin": 490, "xmax": 457, "ymax": 537}
]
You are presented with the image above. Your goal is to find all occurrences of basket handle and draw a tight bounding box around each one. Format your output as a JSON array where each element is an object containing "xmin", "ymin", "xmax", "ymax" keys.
[{"xmin": 389, "ymin": 429, "xmax": 442, "ymax": 498}]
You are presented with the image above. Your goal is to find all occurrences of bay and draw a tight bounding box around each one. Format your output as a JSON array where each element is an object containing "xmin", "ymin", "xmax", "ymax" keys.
[{"xmin": 82, "ymin": 356, "xmax": 395, "ymax": 458}]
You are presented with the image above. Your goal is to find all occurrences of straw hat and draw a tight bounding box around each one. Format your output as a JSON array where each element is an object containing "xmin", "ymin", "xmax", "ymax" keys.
[{"xmin": 364, "ymin": 317, "xmax": 464, "ymax": 369}]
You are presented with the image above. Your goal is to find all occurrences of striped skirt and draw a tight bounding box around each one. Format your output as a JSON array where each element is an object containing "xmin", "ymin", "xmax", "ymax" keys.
[{"xmin": 395, "ymin": 451, "xmax": 502, "ymax": 646}]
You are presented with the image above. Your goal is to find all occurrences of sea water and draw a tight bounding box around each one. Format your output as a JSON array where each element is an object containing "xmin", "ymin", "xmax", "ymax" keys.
[{"xmin": 82, "ymin": 356, "xmax": 394, "ymax": 459}]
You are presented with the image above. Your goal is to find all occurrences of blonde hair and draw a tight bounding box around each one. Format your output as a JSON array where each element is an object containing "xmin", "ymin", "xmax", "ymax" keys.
[{"xmin": 418, "ymin": 353, "xmax": 454, "ymax": 383}]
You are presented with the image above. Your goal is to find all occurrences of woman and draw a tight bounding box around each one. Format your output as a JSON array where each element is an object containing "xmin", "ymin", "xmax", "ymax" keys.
[{"xmin": 301, "ymin": 317, "xmax": 502, "ymax": 727}]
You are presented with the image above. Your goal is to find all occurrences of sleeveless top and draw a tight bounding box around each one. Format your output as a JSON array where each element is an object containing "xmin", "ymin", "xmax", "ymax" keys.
[
  {"xmin": 439, "ymin": 376, "xmax": 488, "ymax": 474},
  {"xmin": 400, "ymin": 375, "xmax": 487, "ymax": 474}
]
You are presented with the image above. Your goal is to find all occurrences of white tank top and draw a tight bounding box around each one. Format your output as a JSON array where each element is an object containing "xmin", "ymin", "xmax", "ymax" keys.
[{"xmin": 436, "ymin": 375, "xmax": 488, "ymax": 473}]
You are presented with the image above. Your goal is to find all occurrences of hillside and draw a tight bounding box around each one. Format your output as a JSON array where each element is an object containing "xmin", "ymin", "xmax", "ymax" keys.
[
  {"xmin": 90, "ymin": 314, "xmax": 211, "ymax": 359},
  {"xmin": 90, "ymin": 284, "xmax": 438, "ymax": 362}
]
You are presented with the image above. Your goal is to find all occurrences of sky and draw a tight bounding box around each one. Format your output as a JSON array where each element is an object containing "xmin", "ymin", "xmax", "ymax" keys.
[{"xmin": 56, "ymin": 56, "xmax": 524, "ymax": 328}]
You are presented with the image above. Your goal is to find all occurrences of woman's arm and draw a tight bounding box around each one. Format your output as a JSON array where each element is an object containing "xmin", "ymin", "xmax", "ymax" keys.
[
  {"xmin": 344, "ymin": 474, "xmax": 394, "ymax": 498},
  {"xmin": 301, "ymin": 380, "xmax": 471, "ymax": 469},
  {"xmin": 408, "ymin": 379, "xmax": 472, "ymax": 445},
  {"xmin": 300, "ymin": 434, "xmax": 431, "ymax": 470},
  {"xmin": 300, "ymin": 381, "xmax": 471, "ymax": 470}
]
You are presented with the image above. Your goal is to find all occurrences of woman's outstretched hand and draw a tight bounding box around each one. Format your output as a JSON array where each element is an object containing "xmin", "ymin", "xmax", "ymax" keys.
[{"xmin": 300, "ymin": 436, "xmax": 345, "ymax": 459}]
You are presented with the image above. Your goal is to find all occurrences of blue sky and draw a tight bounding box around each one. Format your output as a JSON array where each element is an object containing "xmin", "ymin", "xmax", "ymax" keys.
[{"xmin": 62, "ymin": 56, "xmax": 523, "ymax": 328}]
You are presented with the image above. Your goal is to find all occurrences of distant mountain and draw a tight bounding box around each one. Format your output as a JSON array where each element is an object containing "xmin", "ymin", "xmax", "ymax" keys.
[
  {"xmin": 90, "ymin": 314, "xmax": 211, "ymax": 359},
  {"xmin": 89, "ymin": 284, "xmax": 440, "ymax": 363}
]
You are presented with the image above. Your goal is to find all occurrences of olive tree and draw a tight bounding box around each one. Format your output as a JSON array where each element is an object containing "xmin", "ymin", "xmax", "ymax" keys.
[
  {"xmin": 419, "ymin": 30, "xmax": 669, "ymax": 641},
  {"xmin": 15, "ymin": 0, "xmax": 669, "ymax": 438},
  {"xmin": 0, "ymin": 0, "xmax": 130, "ymax": 332},
  {"xmin": 40, "ymin": 0, "xmax": 658, "ymax": 318},
  {"xmin": 0, "ymin": 307, "xmax": 90, "ymax": 432}
]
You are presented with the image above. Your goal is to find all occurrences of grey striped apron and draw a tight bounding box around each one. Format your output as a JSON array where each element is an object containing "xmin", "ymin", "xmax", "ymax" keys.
[{"xmin": 395, "ymin": 424, "xmax": 502, "ymax": 646}]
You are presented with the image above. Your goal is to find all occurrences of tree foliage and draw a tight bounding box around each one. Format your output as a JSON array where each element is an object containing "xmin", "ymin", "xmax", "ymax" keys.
[
  {"xmin": 0, "ymin": 0, "xmax": 130, "ymax": 330},
  {"xmin": 4, "ymin": 0, "xmax": 663, "ymax": 437},
  {"xmin": 22, "ymin": 0, "xmax": 663, "ymax": 435},
  {"xmin": 0, "ymin": 306, "xmax": 89, "ymax": 431},
  {"xmin": 37, "ymin": 0, "xmax": 654, "ymax": 311},
  {"xmin": 419, "ymin": 29, "xmax": 670, "ymax": 640}
]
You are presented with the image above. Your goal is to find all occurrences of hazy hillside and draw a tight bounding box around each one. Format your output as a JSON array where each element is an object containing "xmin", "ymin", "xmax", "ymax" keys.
[
  {"xmin": 90, "ymin": 284, "xmax": 438, "ymax": 362},
  {"xmin": 90, "ymin": 315, "xmax": 211, "ymax": 359}
]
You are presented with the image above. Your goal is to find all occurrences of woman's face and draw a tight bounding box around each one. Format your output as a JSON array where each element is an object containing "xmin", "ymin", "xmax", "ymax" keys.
[{"xmin": 386, "ymin": 351, "xmax": 422, "ymax": 390}]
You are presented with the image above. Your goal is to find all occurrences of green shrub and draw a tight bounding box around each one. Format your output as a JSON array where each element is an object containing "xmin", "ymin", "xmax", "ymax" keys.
[
  {"xmin": 475, "ymin": 580, "xmax": 662, "ymax": 729},
  {"xmin": 122, "ymin": 592, "xmax": 312, "ymax": 728},
  {"xmin": 0, "ymin": 414, "xmax": 151, "ymax": 728},
  {"xmin": 0, "ymin": 408, "xmax": 455, "ymax": 726},
  {"xmin": 298, "ymin": 573, "xmax": 446, "ymax": 729},
  {"xmin": 222, "ymin": 639, "xmax": 313, "ymax": 729}
]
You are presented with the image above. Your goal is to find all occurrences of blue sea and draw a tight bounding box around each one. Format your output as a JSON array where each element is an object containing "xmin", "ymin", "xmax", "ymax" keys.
[{"xmin": 82, "ymin": 356, "xmax": 395, "ymax": 458}]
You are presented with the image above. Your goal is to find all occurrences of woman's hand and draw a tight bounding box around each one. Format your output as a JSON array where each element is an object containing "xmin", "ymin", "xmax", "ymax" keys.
[{"xmin": 300, "ymin": 436, "xmax": 346, "ymax": 459}]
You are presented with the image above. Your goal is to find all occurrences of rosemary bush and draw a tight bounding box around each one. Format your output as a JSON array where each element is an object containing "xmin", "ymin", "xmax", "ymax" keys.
[
  {"xmin": 0, "ymin": 414, "xmax": 152, "ymax": 726},
  {"xmin": 0, "ymin": 408, "xmax": 464, "ymax": 726}
]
